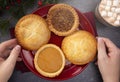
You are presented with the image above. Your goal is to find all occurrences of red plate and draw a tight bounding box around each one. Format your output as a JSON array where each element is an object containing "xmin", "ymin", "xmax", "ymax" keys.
[{"xmin": 21, "ymin": 4, "xmax": 97, "ymax": 81}]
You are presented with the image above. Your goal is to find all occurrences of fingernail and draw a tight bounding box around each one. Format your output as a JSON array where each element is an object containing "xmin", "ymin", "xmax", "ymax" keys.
[
  {"xmin": 15, "ymin": 45, "xmax": 21, "ymax": 50},
  {"xmin": 98, "ymin": 38, "xmax": 103, "ymax": 42}
]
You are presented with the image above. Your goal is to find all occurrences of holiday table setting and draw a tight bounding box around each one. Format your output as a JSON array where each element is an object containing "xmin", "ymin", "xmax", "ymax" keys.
[{"xmin": 0, "ymin": 0, "xmax": 120, "ymax": 82}]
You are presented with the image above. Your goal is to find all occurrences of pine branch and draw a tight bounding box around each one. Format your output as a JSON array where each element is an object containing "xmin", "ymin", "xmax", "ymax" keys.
[
  {"xmin": 22, "ymin": 0, "xmax": 36, "ymax": 9},
  {"xmin": 0, "ymin": 0, "xmax": 7, "ymax": 8},
  {"xmin": 14, "ymin": 6, "xmax": 25, "ymax": 19},
  {"xmin": 0, "ymin": 18, "xmax": 10, "ymax": 34},
  {"xmin": 0, "ymin": 0, "xmax": 59, "ymax": 35},
  {"xmin": 42, "ymin": 0, "xmax": 58, "ymax": 5}
]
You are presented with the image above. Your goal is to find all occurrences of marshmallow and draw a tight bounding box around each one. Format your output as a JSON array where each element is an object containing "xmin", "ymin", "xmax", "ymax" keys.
[
  {"xmin": 115, "ymin": 8, "xmax": 120, "ymax": 13},
  {"xmin": 107, "ymin": 11, "xmax": 113, "ymax": 17},
  {"xmin": 107, "ymin": 1, "xmax": 112, "ymax": 6},
  {"xmin": 117, "ymin": 15, "xmax": 120, "ymax": 20},
  {"xmin": 113, "ymin": 1, "xmax": 119, "ymax": 6},
  {"xmin": 105, "ymin": 6, "xmax": 111, "ymax": 11},
  {"xmin": 114, "ymin": 20, "xmax": 120, "ymax": 25},
  {"xmin": 108, "ymin": 17, "xmax": 115, "ymax": 22},
  {"xmin": 98, "ymin": 0, "xmax": 120, "ymax": 26},
  {"xmin": 113, "ymin": 13, "xmax": 117, "ymax": 18},
  {"xmin": 100, "ymin": 4, "xmax": 105, "ymax": 9},
  {"xmin": 101, "ymin": 0, "xmax": 107, "ymax": 4},
  {"xmin": 101, "ymin": 10, "xmax": 107, "ymax": 16},
  {"xmin": 111, "ymin": 7, "xmax": 116, "ymax": 12}
]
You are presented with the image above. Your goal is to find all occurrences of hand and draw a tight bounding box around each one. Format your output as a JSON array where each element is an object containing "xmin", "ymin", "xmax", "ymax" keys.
[
  {"xmin": 97, "ymin": 37, "xmax": 120, "ymax": 82},
  {"xmin": 0, "ymin": 39, "xmax": 21, "ymax": 82}
]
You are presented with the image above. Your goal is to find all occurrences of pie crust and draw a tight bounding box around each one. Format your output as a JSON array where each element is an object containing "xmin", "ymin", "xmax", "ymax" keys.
[
  {"xmin": 15, "ymin": 14, "xmax": 51, "ymax": 50},
  {"xmin": 47, "ymin": 4, "xmax": 79, "ymax": 36},
  {"xmin": 62, "ymin": 30, "xmax": 97, "ymax": 65},
  {"xmin": 34, "ymin": 44, "xmax": 65, "ymax": 78}
]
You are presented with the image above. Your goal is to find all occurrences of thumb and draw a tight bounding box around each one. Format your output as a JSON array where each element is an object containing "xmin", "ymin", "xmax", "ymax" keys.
[
  {"xmin": 97, "ymin": 38, "xmax": 108, "ymax": 59},
  {"xmin": 6, "ymin": 45, "xmax": 21, "ymax": 64},
  {"xmin": 1, "ymin": 45, "xmax": 21, "ymax": 82}
]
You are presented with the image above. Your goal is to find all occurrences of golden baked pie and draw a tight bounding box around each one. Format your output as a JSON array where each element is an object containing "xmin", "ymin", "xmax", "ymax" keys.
[
  {"xmin": 34, "ymin": 44, "xmax": 65, "ymax": 78},
  {"xmin": 47, "ymin": 4, "xmax": 79, "ymax": 36},
  {"xmin": 62, "ymin": 30, "xmax": 97, "ymax": 65},
  {"xmin": 15, "ymin": 14, "xmax": 51, "ymax": 50}
]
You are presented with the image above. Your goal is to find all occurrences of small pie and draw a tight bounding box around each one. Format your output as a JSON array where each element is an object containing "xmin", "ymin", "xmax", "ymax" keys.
[
  {"xmin": 62, "ymin": 30, "xmax": 97, "ymax": 65},
  {"xmin": 15, "ymin": 14, "xmax": 51, "ymax": 50},
  {"xmin": 47, "ymin": 4, "xmax": 79, "ymax": 36},
  {"xmin": 34, "ymin": 44, "xmax": 65, "ymax": 78}
]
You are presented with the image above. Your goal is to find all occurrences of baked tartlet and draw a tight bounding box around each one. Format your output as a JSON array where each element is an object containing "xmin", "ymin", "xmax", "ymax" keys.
[
  {"xmin": 47, "ymin": 4, "xmax": 79, "ymax": 36},
  {"xmin": 15, "ymin": 14, "xmax": 51, "ymax": 50},
  {"xmin": 62, "ymin": 30, "xmax": 97, "ymax": 65},
  {"xmin": 34, "ymin": 44, "xmax": 65, "ymax": 78}
]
